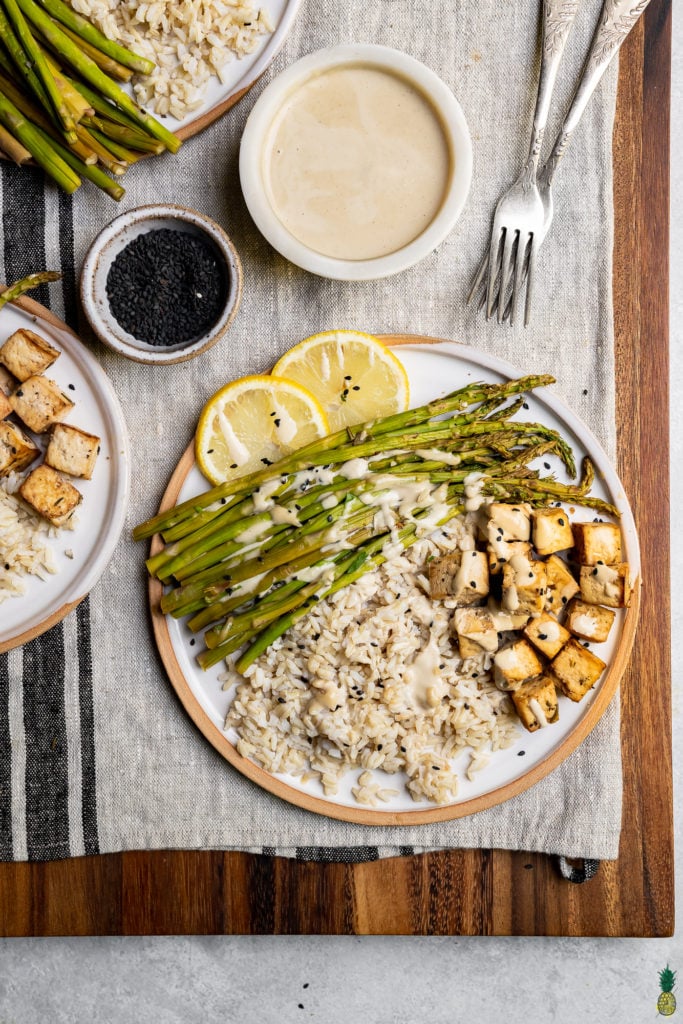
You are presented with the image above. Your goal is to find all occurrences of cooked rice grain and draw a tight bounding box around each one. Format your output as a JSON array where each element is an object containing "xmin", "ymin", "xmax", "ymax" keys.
[
  {"xmin": 0, "ymin": 475, "xmax": 59, "ymax": 601},
  {"xmin": 70, "ymin": 0, "xmax": 274, "ymax": 119},
  {"xmin": 223, "ymin": 520, "xmax": 521, "ymax": 807}
]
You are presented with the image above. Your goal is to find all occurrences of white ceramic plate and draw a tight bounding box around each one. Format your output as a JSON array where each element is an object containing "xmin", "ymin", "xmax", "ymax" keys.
[
  {"xmin": 158, "ymin": 0, "xmax": 303, "ymax": 138},
  {"xmin": 151, "ymin": 339, "xmax": 640, "ymax": 824},
  {"xmin": 0, "ymin": 298, "xmax": 129, "ymax": 653}
]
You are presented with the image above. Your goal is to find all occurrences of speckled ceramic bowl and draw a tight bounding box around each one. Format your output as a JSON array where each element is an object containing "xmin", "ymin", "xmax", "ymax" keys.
[{"xmin": 79, "ymin": 204, "xmax": 243, "ymax": 365}]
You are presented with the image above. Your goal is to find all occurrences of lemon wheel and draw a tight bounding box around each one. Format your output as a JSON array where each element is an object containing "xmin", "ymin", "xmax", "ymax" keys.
[
  {"xmin": 272, "ymin": 330, "xmax": 409, "ymax": 432},
  {"xmin": 195, "ymin": 375, "xmax": 329, "ymax": 485}
]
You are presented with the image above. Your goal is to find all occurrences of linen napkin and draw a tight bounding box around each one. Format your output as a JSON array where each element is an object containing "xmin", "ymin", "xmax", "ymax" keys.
[{"xmin": 0, "ymin": 0, "xmax": 621, "ymax": 862}]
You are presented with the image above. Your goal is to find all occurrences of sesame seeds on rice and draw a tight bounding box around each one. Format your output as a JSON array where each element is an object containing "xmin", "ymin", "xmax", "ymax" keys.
[{"xmin": 223, "ymin": 518, "xmax": 521, "ymax": 807}]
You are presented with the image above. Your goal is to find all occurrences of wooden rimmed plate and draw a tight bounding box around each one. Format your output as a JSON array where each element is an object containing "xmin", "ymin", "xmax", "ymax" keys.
[
  {"xmin": 148, "ymin": 337, "xmax": 640, "ymax": 825},
  {"xmin": 0, "ymin": 295, "xmax": 129, "ymax": 653}
]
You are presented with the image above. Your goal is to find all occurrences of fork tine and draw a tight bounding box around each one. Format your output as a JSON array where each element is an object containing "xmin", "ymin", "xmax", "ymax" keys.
[
  {"xmin": 496, "ymin": 228, "xmax": 517, "ymax": 324},
  {"xmin": 467, "ymin": 251, "xmax": 489, "ymax": 306},
  {"xmin": 524, "ymin": 235, "xmax": 539, "ymax": 327},
  {"xmin": 485, "ymin": 229, "xmax": 504, "ymax": 320},
  {"xmin": 508, "ymin": 232, "xmax": 529, "ymax": 326}
]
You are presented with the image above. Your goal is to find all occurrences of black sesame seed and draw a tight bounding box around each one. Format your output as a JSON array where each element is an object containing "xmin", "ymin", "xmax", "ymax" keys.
[
  {"xmin": 344, "ymin": 375, "xmax": 352, "ymax": 381},
  {"xmin": 524, "ymin": 863, "xmax": 533, "ymax": 870},
  {"xmin": 543, "ymin": 462, "xmax": 550, "ymax": 470},
  {"xmin": 470, "ymin": 580, "xmax": 477, "ymax": 588},
  {"xmin": 592, "ymin": 568, "xmax": 598, "ymax": 576},
  {"xmin": 539, "ymin": 633, "xmax": 547, "ymax": 641},
  {"xmin": 274, "ymin": 419, "xmax": 281, "ymax": 427},
  {"xmin": 400, "ymin": 746, "xmax": 406, "ymax": 752},
  {"xmin": 68, "ymin": 383, "xmax": 75, "ymax": 391},
  {"xmin": 583, "ymin": 388, "xmax": 588, "ymax": 395},
  {"xmin": 518, "ymin": 750, "xmax": 525, "ymax": 756},
  {"xmin": 352, "ymin": 385, "xmax": 360, "ymax": 391},
  {"xmin": 189, "ymin": 638, "xmax": 195, "ymax": 646},
  {"xmin": 558, "ymin": 517, "xmax": 565, "ymax": 526},
  {"xmin": 270, "ymin": 411, "xmax": 276, "ymax": 417},
  {"xmin": 207, "ymin": 448, "xmax": 214, "ymax": 454},
  {"xmin": 522, "ymin": 402, "xmax": 529, "ymax": 410},
  {"xmin": 261, "ymin": 458, "xmax": 272, "ymax": 466},
  {"xmin": 230, "ymin": 463, "xmax": 238, "ymax": 469}
]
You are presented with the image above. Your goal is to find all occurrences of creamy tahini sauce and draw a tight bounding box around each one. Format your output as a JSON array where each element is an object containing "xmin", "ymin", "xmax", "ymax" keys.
[{"xmin": 265, "ymin": 65, "xmax": 452, "ymax": 260}]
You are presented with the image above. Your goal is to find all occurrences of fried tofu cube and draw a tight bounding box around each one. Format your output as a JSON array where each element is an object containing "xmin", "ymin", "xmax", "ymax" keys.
[
  {"xmin": 550, "ymin": 638, "xmax": 606, "ymax": 701},
  {"xmin": 45, "ymin": 423, "xmax": 100, "ymax": 480},
  {"xmin": 487, "ymin": 539, "xmax": 532, "ymax": 575},
  {"xmin": 0, "ymin": 390, "xmax": 10, "ymax": 420},
  {"xmin": 531, "ymin": 507, "xmax": 574, "ymax": 555},
  {"xmin": 493, "ymin": 638, "xmax": 543, "ymax": 691},
  {"xmin": 523, "ymin": 611, "xmax": 570, "ymax": 659},
  {"xmin": 572, "ymin": 521, "xmax": 622, "ymax": 566},
  {"xmin": 501, "ymin": 557, "xmax": 547, "ymax": 617},
  {"xmin": 0, "ymin": 420, "xmax": 39, "ymax": 475},
  {"xmin": 9, "ymin": 375, "xmax": 74, "ymax": 433},
  {"xmin": 511, "ymin": 676, "xmax": 559, "ymax": 732},
  {"xmin": 429, "ymin": 549, "xmax": 489, "ymax": 605},
  {"xmin": 453, "ymin": 607, "xmax": 498, "ymax": 659},
  {"xmin": 0, "ymin": 328, "xmax": 59, "ymax": 381},
  {"xmin": 487, "ymin": 502, "xmax": 532, "ymax": 542},
  {"xmin": 0, "ymin": 364, "xmax": 17, "ymax": 397},
  {"xmin": 544, "ymin": 554, "xmax": 580, "ymax": 613},
  {"xmin": 579, "ymin": 562, "xmax": 631, "ymax": 608},
  {"xmin": 565, "ymin": 597, "xmax": 616, "ymax": 643},
  {"xmin": 18, "ymin": 464, "xmax": 81, "ymax": 526},
  {"xmin": 487, "ymin": 602, "xmax": 531, "ymax": 632}
]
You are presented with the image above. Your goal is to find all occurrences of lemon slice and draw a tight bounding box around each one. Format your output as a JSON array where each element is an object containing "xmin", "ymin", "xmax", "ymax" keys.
[
  {"xmin": 196, "ymin": 375, "xmax": 329, "ymax": 485},
  {"xmin": 272, "ymin": 330, "xmax": 409, "ymax": 431}
]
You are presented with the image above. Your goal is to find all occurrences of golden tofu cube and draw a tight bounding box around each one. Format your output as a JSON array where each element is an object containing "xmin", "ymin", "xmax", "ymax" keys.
[
  {"xmin": 18, "ymin": 464, "xmax": 81, "ymax": 526},
  {"xmin": 544, "ymin": 554, "xmax": 579, "ymax": 613},
  {"xmin": 45, "ymin": 423, "xmax": 100, "ymax": 480},
  {"xmin": 429, "ymin": 549, "xmax": 489, "ymax": 605},
  {"xmin": 487, "ymin": 502, "xmax": 532, "ymax": 542},
  {"xmin": 531, "ymin": 507, "xmax": 574, "ymax": 555},
  {"xmin": 550, "ymin": 638, "xmax": 606, "ymax": 701},
  {"xmin": 523, "ymin": 611, "xmax": 570, "ymax": 659},
  {"xmin": 565, "ymin": 597, "xmax": 616, "ymax": 643},
  {"xmin": 511, "ymin": 676, "xmax": 559, "ymax": 732},
  {"xmin": 9, "ymin": 375, "xmax": 74, "ymax": 433},
  {"xmin": 453, "ymin": 607, "xmax": 498, "ymax": 659},
  {"xmin": 0, "ymin": 364, "xmax": 17, "ymax": 397},
  {"xmin": 572, "ymin": 521, "xmax": 622, "ymax": 566},
  {"xmin": 487, "ymin": 602, "xmax": 531, "ymax": 632},
  {"xmin": 0, "ymin": 390, "xmax": 10, "ymax": 420},
  {"xmin": 487, "ymin": 539, "xmax": 532, "ymax": 575},
  {"xmin": 0, "ymin": 328, "xmax": 59, "ymax": 381},
  {"xmin": 501, "ymin": 557, "xmax": 547, "ymax": 616},
  {"xmin": 493, "ymin": 638, "xmax": 543, "ymax": 691},
  {"xmin": 0, "ymin": 420, "xmax": 39, "ymax": 476},
  {"xmin": 579, "ymin": 562, "xmax": 631, "ymax": 608}
]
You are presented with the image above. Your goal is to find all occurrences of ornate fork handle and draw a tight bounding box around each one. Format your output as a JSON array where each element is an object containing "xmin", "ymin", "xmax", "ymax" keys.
[
  {"xmin": 542, "ymin": 0, "xmax": 652, "ymax": 184},
  {"xmin": 521, "ymin": 0, "xmax": 580, "ymax": 188}
]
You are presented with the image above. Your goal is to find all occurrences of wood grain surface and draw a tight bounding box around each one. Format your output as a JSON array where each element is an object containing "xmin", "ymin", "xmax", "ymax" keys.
[{"xmin": 0, "ymin": 0, "xmax": 672, "ymax": 936}]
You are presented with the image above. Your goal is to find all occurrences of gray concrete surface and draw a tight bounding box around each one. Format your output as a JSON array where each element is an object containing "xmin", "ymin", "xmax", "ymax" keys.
[{"xmin": 0, "ymin": 10, "xmax": 680, "ymax": 1024}]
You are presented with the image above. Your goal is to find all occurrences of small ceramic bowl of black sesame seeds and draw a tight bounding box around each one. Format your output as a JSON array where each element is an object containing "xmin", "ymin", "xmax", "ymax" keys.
[{"xmin": 79, "ymin": 204, "xmax": 243, "ymax": 364}]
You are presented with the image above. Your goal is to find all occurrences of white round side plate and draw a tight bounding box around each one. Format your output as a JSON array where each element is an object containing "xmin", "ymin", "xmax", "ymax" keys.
[
  {"xmin": 0, "ymin": 298, "xmax": 130, "ymax": 652},
  {"xmin": 156, "ymin": 341, "xmax": 639, "ymax": 820}
]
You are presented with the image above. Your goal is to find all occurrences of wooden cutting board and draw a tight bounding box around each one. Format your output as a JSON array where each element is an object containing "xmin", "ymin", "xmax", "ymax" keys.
[{"xmin": 0, "ymin": 0, "xmax": 672, "ymax": 937}]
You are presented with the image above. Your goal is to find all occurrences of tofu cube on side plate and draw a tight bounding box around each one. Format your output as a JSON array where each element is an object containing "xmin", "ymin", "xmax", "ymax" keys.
[
  {"xmin": 511, "ymin": 676, "xmax": 559, "ymax": 732},
  {"xmin": 549, "ymin": 637, "xmax": 606, "ymax": 702},
  {"xmin": 0, "ymin": 420, "xmax": 40, "ymax": 475},
  {"xmin": 0, "ymin": 328, "xmax": 59, "ymax": 381},
  {"xmin": 19, "ymin": 464, "xmax": 82, "ymax": 526},
  {"xmin": 9, "ymin": 375, "xmax": 74, "ymax": 433},
  {"xmin": 452, "ymin": 607, "xmax": 499, "ymax": 659},
  {"xmin": 45, "ymin": 423, "xmax": 100, "ymax": 480}
]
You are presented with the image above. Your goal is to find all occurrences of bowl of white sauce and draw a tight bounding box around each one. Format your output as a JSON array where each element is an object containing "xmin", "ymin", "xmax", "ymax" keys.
[{"xmin": 239, "ymin": 44, "xmax": 473, "ymax": 280}]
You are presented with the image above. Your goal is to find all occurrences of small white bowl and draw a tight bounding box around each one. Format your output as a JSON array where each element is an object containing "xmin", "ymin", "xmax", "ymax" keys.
[
  {"xmin": 239, "ymin": 44, "xmax": 473, "ymax": 281},
  {"xmin": 80, "ymin": 204, "xmax": 243, "ymax": 365}
]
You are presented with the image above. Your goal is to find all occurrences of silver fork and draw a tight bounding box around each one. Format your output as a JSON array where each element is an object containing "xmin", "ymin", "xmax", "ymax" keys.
[
  {"xmin": 470, "ymin": 0, "xmax": 580, "ymax": 326},
  {"xmin": 472, "ymin": 0, "xmax": 654, "ymax": 325}
]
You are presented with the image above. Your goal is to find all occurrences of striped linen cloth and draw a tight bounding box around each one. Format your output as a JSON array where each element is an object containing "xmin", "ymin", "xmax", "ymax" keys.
[{"xmin": 0, "ymin": 0, "xmax": 621, "ymax": 862}]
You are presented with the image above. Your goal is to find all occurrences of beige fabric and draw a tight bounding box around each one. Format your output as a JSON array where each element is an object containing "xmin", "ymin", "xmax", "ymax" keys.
[{"xmin": 44, "ymin": 0, "xmax": 624, "ymax": 858}]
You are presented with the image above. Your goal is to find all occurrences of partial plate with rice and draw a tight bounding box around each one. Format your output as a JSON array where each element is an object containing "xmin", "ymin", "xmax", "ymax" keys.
[
  {"xmin": 0, "ymin": 295, "xmax": 129, "ymax": 653},
  {"xmin": 146, "ymin": 337, "xmax": 640, "ymax": 825},
  {"xmin": 70, "ymin": 0, "xmax": 304, "ymax": 138}
]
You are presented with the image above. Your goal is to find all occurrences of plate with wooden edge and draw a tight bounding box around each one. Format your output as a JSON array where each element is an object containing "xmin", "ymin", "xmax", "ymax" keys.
[
  {"xmin": 0, "ymin": 294, "xmax": 129, "ymax": 654},
  {"xmin": 147, "ymin": 335, "xmax": 640, "ymax": 825}
]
